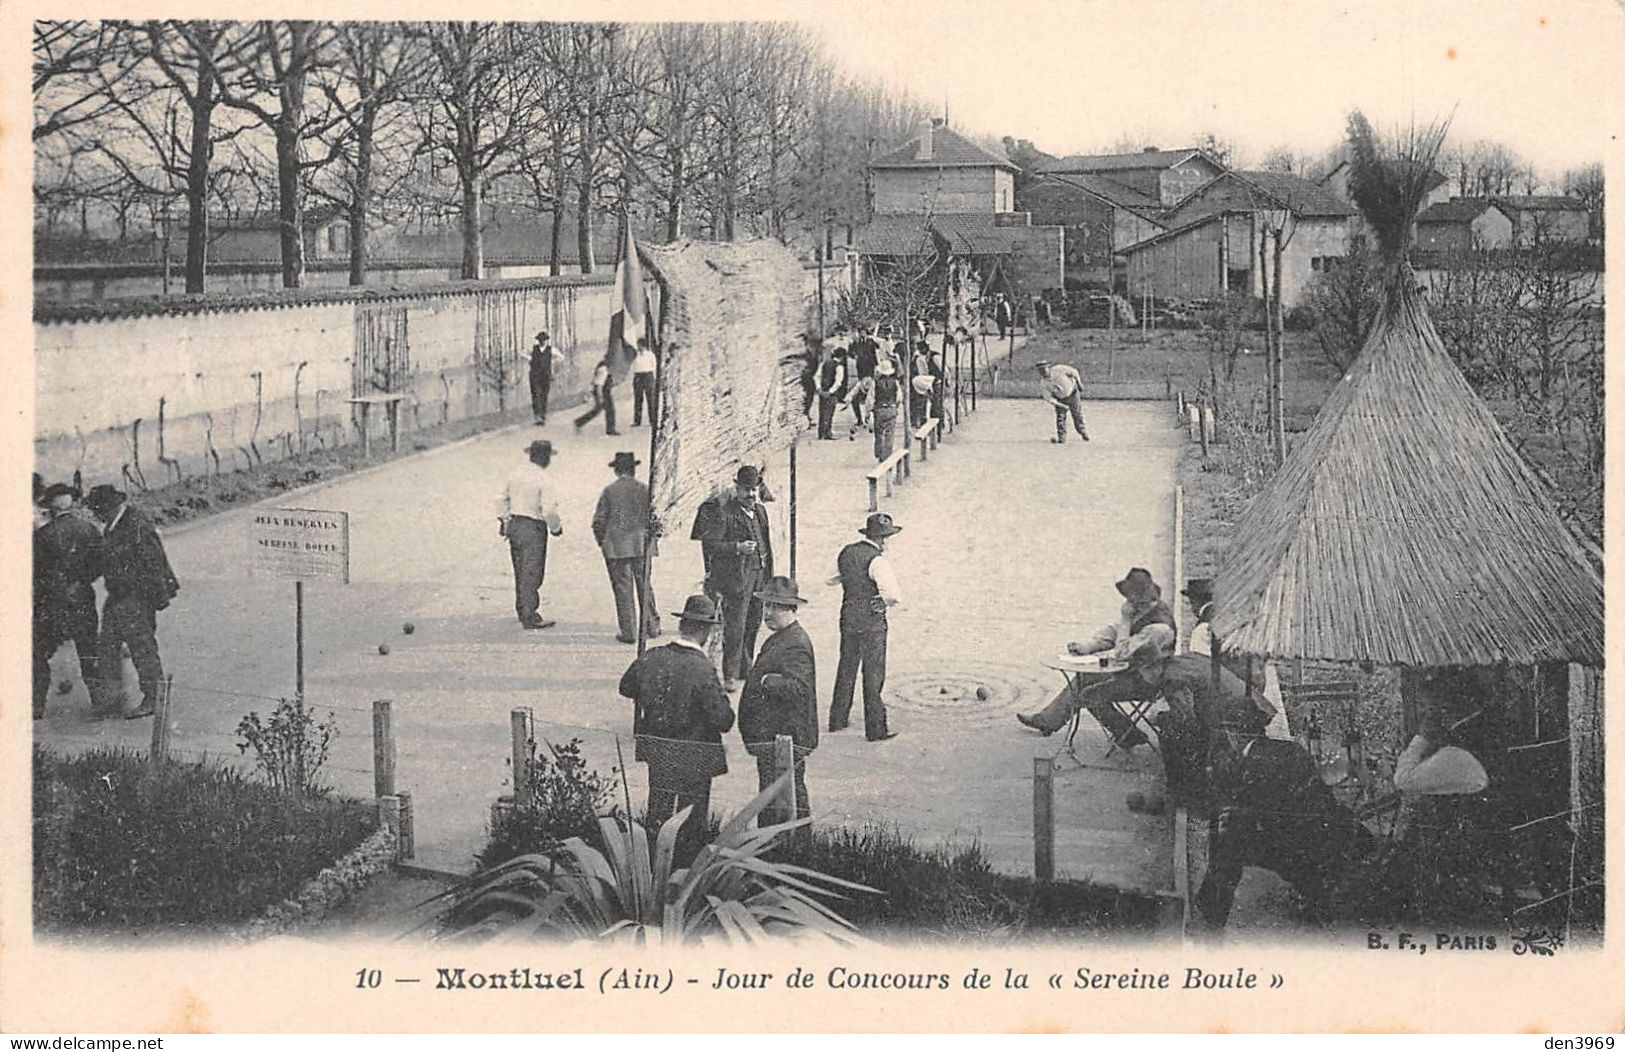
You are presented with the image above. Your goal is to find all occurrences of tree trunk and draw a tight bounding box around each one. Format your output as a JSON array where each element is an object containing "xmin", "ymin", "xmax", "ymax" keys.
[
  {"xmin": 548, "ymin": 137, "xmax": 566, "ymax": 276},
  {"xmin": 459, "ymin": 171, "xmax": 483, "ymax": 280},
  {"xmin": 184, "ymin": 71, "xmax": 215, "ymax": 294},
  {"xmin": 275, "ymin": 123, "xmax": 305, "ymax": 288},
  {"xmin": 577, "ymin": 165, "xmax": 596, "ymax": 275},
  {"xmin": 347, "ymin": 109, "xmax": 375, "ymax": 286},
  {"xmin": 665, "ymin": 149, "xmax": 684, "ymax": 242}
]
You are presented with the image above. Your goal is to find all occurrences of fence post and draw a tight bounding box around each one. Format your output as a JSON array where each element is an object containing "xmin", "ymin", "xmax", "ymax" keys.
[
  {"xmin": 773, "ymin": 734, "xmax": 796, "ymax": 824},
  {"xmin": 371, "ymin": 699, "xmax": 396, "ymax": 799},
  {"xmin": 379, "ymin": 794, "xmax": 403, "ymax": 859},
  {"xmin": 148, "ymin": 675, "xmax": 173, "ymax": 766},
  {"xmin": 510, "ymin": 707, "xmax": 531, "ymax": 810},
  {"xmin": 1198, "ymin": 402, "xmax": 1210, "ymax": 458},
  {"xmin": 1033, "ymin": 756, "xmax": 1055, "ymax": 881},
  {"xmin": 397, "ymin": 789, "xmax": 416, "ymax": 860},
  {"xmin": 868, "ymin": 476, "xmax": 879, "ymax": 512}
]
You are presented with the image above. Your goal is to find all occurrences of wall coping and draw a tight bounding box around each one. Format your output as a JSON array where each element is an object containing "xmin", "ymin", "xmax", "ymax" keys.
[{"xmin": 34, "ymin": 272, "xmax": 617, "ymax": 326}]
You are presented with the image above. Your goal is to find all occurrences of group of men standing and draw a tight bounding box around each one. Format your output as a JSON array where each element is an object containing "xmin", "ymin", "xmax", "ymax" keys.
[
  {"xmin": 812, "ymin": 326, "xmax": 953, "ymax": 463},
  {"xmin": 618, "ymin": 508, "xmax": 906, "ymax": 851},
  {"xmin": 33, "ymin": 480, "xmax": 179, "ymax": 721},
  {"xmin": 526, "ymin": 329, "xmax": 659, "ymax": 438}
]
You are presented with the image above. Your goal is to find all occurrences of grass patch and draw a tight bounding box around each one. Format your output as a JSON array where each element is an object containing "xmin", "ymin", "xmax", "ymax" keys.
[
  {"xmin": 770, "ymin": 823, "xmax": 1158, "ymax": 940},
  {"xmin": 33, "ymin": 747, "xmax": 376, "ymax": 932}
]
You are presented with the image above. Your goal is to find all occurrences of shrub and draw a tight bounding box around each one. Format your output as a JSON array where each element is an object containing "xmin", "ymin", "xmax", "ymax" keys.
[
  {"xmin": 1284, "ymin": 305, "xmax": 1318, "ymax": 332},
  {"xmin": 477, "ymin": 737, "xmax": 617, "ymax": 871},
  {"xmin": 768, "ymin": 823, "xmax": 1156, "ymax": 939},
  {"xmin": 33, "ymin": 747, "xmax": 375, "ymax": 930},
  {"xmin": 235, "ymin": 696, "xmax": 337, "ymax": 795}
]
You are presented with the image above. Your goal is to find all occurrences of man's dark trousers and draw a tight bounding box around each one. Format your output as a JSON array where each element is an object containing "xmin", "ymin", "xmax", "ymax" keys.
[
  {"xmin": 719, "ymin": 570, "xmax": 763, "ymax": 681},
  {"xmin": 574, "ymin": 389, "xmax": 617, "ymax": 433},
  {"xmin": 830, "ymin": 625, "xmax": 889, "ymax": 740},
  {"xmin": 605, "ymin": 556, "xmax": 658, "ymax": 639},
  {"xmin": 817, "ymin": 394, "xmax": 838, "ymax": 439},
  {"xmin": 507, "ymin": 516, "xmax": 549, "ymax": 623},
  {"xmin": 529, "ymin": 372, "xmax": 551, "ymax": 422},
  {"xmin": 96, "ymin": 593, "xmax": 163, "ymax": 709},
  {"xmin": 33, "ymin": 599, "xmax": 98, "ymax": 717},
  {"xmin": 647, "ymin": 774, "xmax": 713, "ymax": 856},
  {"xmin": 632, "ymin": 372, "xmax": 657, "ymax": 428}
]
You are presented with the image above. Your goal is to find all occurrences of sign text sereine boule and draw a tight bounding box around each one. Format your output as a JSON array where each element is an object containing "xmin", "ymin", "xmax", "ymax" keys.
[{"xmin": 248, "ymin": 507, "xmax": 351, "ymax": 583}]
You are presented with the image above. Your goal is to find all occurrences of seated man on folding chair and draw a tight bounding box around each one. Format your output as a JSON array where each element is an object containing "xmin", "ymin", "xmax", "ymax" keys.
[
  {"xmin": 1150, "ymin": 652, "xmax": 1277, "ymax": 814},
  {"xmin": 1017, "ymin": 567, "xmax": 1176, "ymax": 751}
]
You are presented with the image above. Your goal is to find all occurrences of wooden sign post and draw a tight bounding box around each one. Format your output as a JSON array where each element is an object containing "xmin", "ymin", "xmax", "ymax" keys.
[{"xmin": 248, "ymin": 507, "xmax": 351, "ymax": 701}]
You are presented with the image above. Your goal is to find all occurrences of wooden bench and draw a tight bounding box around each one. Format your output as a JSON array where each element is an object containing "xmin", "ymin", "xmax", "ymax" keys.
[
  {"xmin": 865, "ymin": 447, "xmax": 911, "ymax": 511},
  {"xmin": 913, "ymin": 417, "xmax": 940, "ymax": 462}
]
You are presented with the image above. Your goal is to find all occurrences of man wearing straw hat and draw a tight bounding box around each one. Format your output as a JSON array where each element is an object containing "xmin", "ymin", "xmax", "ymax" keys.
[
  {"xmin": 739, "ymin": 576, "xmax": 818, "ymax": 825},
  {"xmin": 498, "ymin": 439, "xmax": 565, "ymax": 630},
  {"xmin": 827, "ymin": 513, "xmax": 904, "ymax": 742},
  {"xmin": 619, "ymin": 594, "xmax": 735, "ymax": 853},
  {"xmin": 870, "ymin": 357, "xmax": 904, "ymax": 463},
  {"xmin": 1016, "ymin": 567, "xmax": 1174, "ymax": 750},
  {"xmin": 83, "ymin": 484, "xmax": 180, "ymax": 720},
  {"xmin": 592, "ymin": 451, "xmax": 661, "ymax": 644},
  {"xmin": 695, "ymin": 464, "xmax": 774, "ymax": 692}
]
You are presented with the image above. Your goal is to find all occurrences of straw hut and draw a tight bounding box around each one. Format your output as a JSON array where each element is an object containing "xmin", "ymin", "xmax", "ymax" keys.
[
  {"xmin": 1208, "ymin": 115, "xmax": 1603, "ymax": 922},
  {"xmin": 638, "ymin": 238, "xmax": 811, "ymax": 537}
]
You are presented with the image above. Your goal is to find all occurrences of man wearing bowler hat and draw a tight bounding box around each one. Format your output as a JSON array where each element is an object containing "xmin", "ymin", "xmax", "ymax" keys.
[
  {"xmin": 497, "ymin": 439, "xmax": 564, "ymax": 630},
  {"xmin": 738, "ymin": 576, "xmax": 818, "ymax": 825},
  {"xmin": 83, "ymin": 484, "xmax": 179, "ymax": 720},
  {"xmin": 694, "ymin": 464, "xmax": 774, "ymax": 691},
  {"xmin": 619, "ymin": 594, "xmax": 735, "ymax": 855},
  {"xmin": 33, "ymin": 482, "xmax": 104, "ymax": 718},
  {"xmin": 827, "ymin": 513, "xmax": 904, "ymax": 742},
  {"xmin": 528, "ymin": 330, "xmax": 554, "ymax": 426},
  {"xmin": 1017, "ymin": 566, "xmax": 1175, "ymax": 749},
  {"xmin": 592, "ymin": 451, "xmax": 661, "ymax": 644}
]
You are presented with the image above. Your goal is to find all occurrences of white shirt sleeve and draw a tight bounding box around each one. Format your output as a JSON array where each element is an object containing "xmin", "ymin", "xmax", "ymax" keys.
[{"xmin": 868, "ymin": 553, "xmax": 904, "ymax": 606}]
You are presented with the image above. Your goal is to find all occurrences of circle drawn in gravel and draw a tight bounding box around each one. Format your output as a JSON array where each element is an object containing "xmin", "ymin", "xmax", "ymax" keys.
[{"xmin": 885, "ymin": 661, "xmax": 1059, "ymax": 724}]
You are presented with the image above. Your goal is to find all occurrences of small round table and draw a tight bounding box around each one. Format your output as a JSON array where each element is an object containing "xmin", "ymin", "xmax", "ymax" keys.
[{"xmin": 1042, "ymin": 654, "xmax": 1148, "ymax": 768}]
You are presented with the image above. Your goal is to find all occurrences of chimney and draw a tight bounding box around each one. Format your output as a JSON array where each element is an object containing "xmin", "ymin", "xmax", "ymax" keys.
[
  {"xmin": 931, "ymin": 117, "xmax": 946, "ymax": 128},
  {"xmin": 1142, "ymin": 145, "xmax": 1160, "ymax": 153},
  {"xmin": 915, "ymin": 120, "xmax": 934, "ymax": 161}
]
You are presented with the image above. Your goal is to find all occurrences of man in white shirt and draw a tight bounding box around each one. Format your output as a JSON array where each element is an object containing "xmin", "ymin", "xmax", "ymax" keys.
[
  {"xmin": 630, "ymin": 342, "xmax": 658, "ymax": 429},
  {"xmin": 1035, "ymin": 360, "xmax": 1090, "ymax": 443},
  {"xmin": 497, "ymin": 440, "xmax": 565, "ymax": 629},
  {"xmin": 826, "ymin": 513, "xmax": 904, "ymax": 742}
]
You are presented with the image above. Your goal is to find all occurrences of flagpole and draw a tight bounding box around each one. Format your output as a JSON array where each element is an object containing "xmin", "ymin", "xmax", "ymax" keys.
[{"xmin": 637, "ymin": 235, "xmax": 664, "ymax": 660}]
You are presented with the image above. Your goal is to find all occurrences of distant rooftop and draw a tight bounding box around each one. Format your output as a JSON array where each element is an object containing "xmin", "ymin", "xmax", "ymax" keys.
[{"xmin": 870, "ymin": 120, "xmax": 1020, "ymax": 172}]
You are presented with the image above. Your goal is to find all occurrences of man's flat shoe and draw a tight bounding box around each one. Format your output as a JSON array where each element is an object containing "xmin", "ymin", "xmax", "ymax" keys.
[
  {"xmin": 828, "ymin": 722, "xmax": 849, "ymax": 733},
  {"xmin": 869, "ymin": 731, "xmax": 899, "ymax": 742},
  {"xmin": 615, "ymin": 634, "xmax": 636, "ymax": 644},
  {"xmin": 523, "ymin": 619, "xmax": 556, "ymax": 630},
  {"xmin": 1050, "ymin": 437, "xmax": 1065, "ymax": 444},
  {"xmin": 125, "ymin": 705, "xmax": 155, "ymax": 720},
  {"xmin": 1016, "ymin": 713, "xmax": 1056, "ymax": 736}
]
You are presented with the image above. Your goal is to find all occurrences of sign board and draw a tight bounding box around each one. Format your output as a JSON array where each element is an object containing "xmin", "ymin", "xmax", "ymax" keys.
[{"xmin": 248, "ymin": 508, "xmax": 351, "ymax": 583}]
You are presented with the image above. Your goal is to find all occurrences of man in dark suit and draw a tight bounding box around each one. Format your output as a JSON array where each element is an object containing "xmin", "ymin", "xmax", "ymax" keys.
[
  {"xmin": 528, "ymin": 330, "xmax": 553, "ymax": 425},
  {"xmin": 83, "ymin": 484, "xmax": 179, "ymax": 720},
  {"xmin": 592, "ymin": 451, "xmax": 661, "ymax": 644},
  {"xmin": 619, "ymin": 594, "xmax": 735, "ymax": 855},
  {"xmin": 827, "ymin": 513, "xmax": 903, "ymax": 742},
  {"xmin": 738, "ymin": 576, "xmax": 817, "ymax": 826},
  {"xmin": 33, "ymin": 482, "xmax": 103, "ymax": 719},
  {"xmin": 694, "ymin": 465, "xmax": 774, "ymax": 692}
]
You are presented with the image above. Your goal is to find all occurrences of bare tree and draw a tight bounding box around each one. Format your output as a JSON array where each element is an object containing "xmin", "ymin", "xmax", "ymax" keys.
[
  {"xmin": 32, "ymin": 21, "xmax": 144, "ymax": 144},
  {"xmin": 1562, "ymin": 162, "xmax": 1603, "ymax": 239},
  {"xmin": 415, "ymin": 21, "xmax": 536, "ymax": 279},
  {"xmin": 312, "ymin": 22, "xmax": 427, "ymax": 284},
  {"xmin": 640, "ymin": 23, "xmax": 709, "ymax": 242}
]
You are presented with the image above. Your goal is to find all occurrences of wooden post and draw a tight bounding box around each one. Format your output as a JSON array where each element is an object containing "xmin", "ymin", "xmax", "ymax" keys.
[
  {"xmin": 868, "ymin": 476, "xmax": 879, "ymax": 512},
  {"xmin": 294, "ymin": 580, "xmax": 305, "ymax": 703},
  {"xmin": 510, "ymin": 707, "xmax": 531, "ymax": 807},
  {"xmin": 789, "ymin": 440, "xmax": 798, "ymax": 581},
  {"xmin": 379, "ymin": 795, "xmax": 403, "ymax": 858},
  {"xmin": 148, "ymin": 675, "xmax": 173, "ymax": 766},
  {"xmin": 1198, "ymin": 402, "xmax": 1210, "ymax": 458},
  {"xmin": 774, "ymin": 734, "xmax": 796, "ymax": 822},
  {"xmin": 371, "ymin": 699, "xmax": 396, "ymax": 799},
  {"xmin": 1033, "ymin": 757, "xmax": 1055, "ymax": 881},
  {"xmin": 397, "ymin": 789, "xmax": 415, "ymax": 859}
]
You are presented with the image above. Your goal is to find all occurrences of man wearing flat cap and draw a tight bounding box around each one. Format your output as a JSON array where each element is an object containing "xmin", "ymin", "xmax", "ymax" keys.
[
  {"xmin": 693, "ymin": 464, "xmax": 774, "ymax": 691},
  {"xmin": 827, "ymin": 513, "xmax": 904, "ymax": 742},
  {"xmin": 620, "ymin": 594, "xmax": 735, "ymax": 855},
  {"xmin": 739, "ymin": 576, "xmax": 818, "ymax": 825},
  {"xmin": 498, "ymin": 439, "xmax": 564, "ymax": 630},
  {"xmin": 1017, "ymin": 566, "xmax": 1175, "ymax": 749},
  {"xmin": 83, "ymin": 484, "xmax": 179, "ymax": 719},
  {"xmin": 33, "ymin": 482, "xmax": 103, "ymax": 718},
  {"xmin": 592, "ymin": 451, "xmax": 661, "ymax": 644}
]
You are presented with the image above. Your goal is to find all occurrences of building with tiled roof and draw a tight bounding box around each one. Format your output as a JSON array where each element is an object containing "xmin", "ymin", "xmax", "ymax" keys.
[
  {"xmin": 1038, "ymin": 147, "xmax": 1226, "ymax": 207},
  {"xmin": 1490, "ymin": 196, "xmax": 1590, "ymax": 244},
  {"xmin": 870, "ymin": 118, "xmax": 1020, "ymax": 215},
  {"xmin": 1415, "ymin": 198, "xmax": 1516, "ymax": 252},
  {"xmin": 1016, "ymin": 173, "xmax": 1167, "ymax": 286}
]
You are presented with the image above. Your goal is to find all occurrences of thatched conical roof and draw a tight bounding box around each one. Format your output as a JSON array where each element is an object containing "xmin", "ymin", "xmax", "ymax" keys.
[{"xmin": 1211, "ymin": 277, "xmax": 1603, "ymax": 667}]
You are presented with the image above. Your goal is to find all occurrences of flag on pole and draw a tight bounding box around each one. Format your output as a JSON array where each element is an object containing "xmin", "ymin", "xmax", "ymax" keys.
[{"xmin": 608, "ymin": 219, "xmax": 646, "ymax": 360}]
